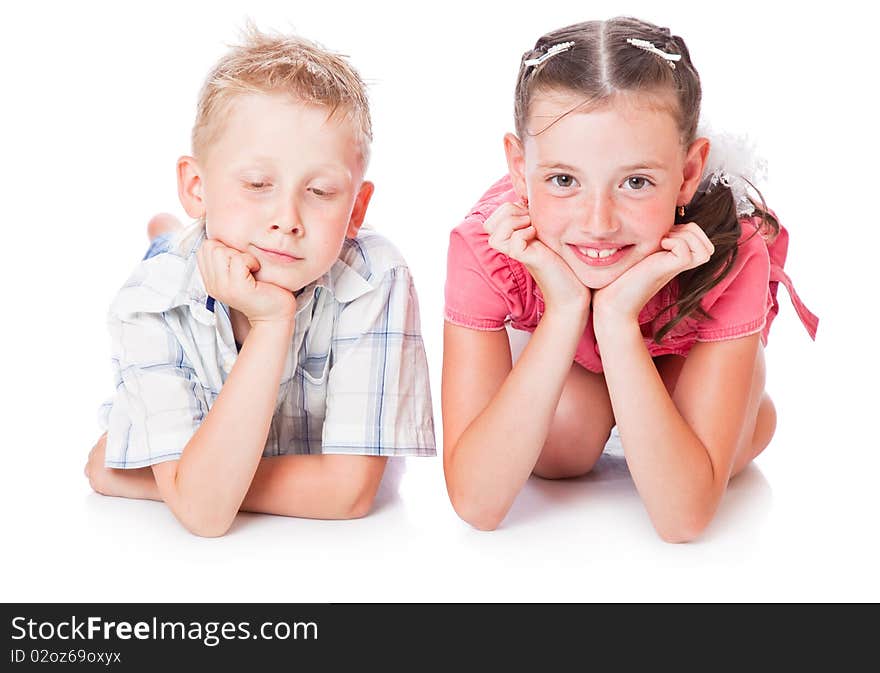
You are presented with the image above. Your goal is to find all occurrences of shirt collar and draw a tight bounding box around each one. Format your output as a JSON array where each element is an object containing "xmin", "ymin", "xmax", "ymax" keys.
[
  {"xmin": 286, "ymin": 241, "xmax": 375, "ymax": 310},
  {"xmin": 110, "ymin": 223, "xmax": 375, "ymax": 323}
]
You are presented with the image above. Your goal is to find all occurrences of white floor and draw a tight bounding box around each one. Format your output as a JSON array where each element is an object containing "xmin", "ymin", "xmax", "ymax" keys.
[
  {"xmin": 2, "ymin": 1, "xmax": 878, "ymax": 603},
  {"xmin": 5, "ymin": 329, "xmax": 878, "ymax": 602}
]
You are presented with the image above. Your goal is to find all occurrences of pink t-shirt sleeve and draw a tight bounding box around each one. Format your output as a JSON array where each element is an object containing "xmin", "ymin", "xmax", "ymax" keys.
[
  {"xmin": 695, "ymin": 229, "xmax": 773, "ymax": 342},
  {"xmin": 444, "ymin": 217, "xmax": 517, "ymax": 331}
]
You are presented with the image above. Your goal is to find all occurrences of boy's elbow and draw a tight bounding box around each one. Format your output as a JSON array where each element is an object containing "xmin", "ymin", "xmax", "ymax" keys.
[
  {"xmin": 333, "ymin": 460, "xmax": 385, "ymax": 520},
  {"xmin": 345, "ymin": 489, "xmax": 376, "ymax": 519},
  {"xmin": 174, "ymin": 504, "xmax": 236, "ymax": 538}
]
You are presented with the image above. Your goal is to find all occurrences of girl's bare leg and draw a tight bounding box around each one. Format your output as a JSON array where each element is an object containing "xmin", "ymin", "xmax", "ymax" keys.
[
  {"xmin": 531, "ymin": 362, "xmax": 616, "ymax": 479},
  {"xmin": 654, "ymin": 344, "xmax": 774, "ymax": 480},
  {"xmin": 505, "ymin": 327, "xmax": 615, "ymax": 480},
  {"xmin": 512, "ymin": 330, "xmax": 774, "ymax": 482}
]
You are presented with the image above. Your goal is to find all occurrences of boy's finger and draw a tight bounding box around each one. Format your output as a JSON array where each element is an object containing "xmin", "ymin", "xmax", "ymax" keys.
[
  {"xmin": 239, "ymin": 252, "xmax": 261, "ymax": 273},
  {"xmin": 228, "ymin": 254, "xmax": 253, "ymax": 282}
]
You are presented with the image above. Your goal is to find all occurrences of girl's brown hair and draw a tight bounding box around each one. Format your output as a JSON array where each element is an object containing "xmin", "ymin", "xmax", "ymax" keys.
[{"xmin": 514, "ymin": 17, "xmax": 778, "ymax": 341}]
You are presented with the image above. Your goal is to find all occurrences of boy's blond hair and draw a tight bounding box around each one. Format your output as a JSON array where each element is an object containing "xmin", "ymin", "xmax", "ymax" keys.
[{"xmin": 192, "ymin": 25, "xmax": 373, "ymax": 165}]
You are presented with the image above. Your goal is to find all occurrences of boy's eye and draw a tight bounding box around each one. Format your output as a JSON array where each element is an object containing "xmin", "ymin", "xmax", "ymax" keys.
[
  {"xmin": 308, "ymin": 187, "xmax": 334, "ymax": 198},
  {"xmin": 623, "ymin": 176, "xmax": 651, "ymax": 190},
  {"xmin": 245, "ymin": 181, "xmax": 270, "ymax": 190},
  {"xmin": 550, "ymin": 174, "xmax": 577, "ymax": 188}
]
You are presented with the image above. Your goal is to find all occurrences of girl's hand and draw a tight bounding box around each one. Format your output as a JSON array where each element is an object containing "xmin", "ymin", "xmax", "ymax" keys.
[
  {"xmin": 592, "ymin": 222, "xmax": 714, "ymax": 329},
  {"xmin": 197, "ymin": 239, "xmax": 297, "ymax": 326},
  {"xmin": 483, "ymin": 201, "xmax": 590, "ymax": 316}
]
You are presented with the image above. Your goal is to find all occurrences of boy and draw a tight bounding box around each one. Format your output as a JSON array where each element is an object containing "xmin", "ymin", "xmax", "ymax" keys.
[{"xmin": 84, "ymin": 27, "xmax": 435, "ymax": 536}]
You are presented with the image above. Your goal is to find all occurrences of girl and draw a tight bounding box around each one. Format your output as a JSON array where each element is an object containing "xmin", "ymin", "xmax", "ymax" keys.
[{"xmin": 442, "ymin": 17, "xmax": 818, "ymax": 542}]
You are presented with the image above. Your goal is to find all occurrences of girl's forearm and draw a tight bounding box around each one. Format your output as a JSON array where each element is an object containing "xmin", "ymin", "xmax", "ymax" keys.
[
  {"xmin": 447, "ymin": 308, "xmax": 587, "ymax": 527},
  {"xmin": 164, "ymin": 319, "xmax": 295, "ymax": 531},
  {"xmin": 594, "ymin": 318, "xmax": 717, "ymax": 539}
]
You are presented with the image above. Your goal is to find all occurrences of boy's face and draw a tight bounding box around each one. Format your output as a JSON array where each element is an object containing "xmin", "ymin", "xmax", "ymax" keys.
[
  {"xmin": 179, "ymin": 92, "xmax": 372, "ymax": 293},
  {"xmin": 505, "ymin": 90, "xmax": 706, "ymax": 290}
]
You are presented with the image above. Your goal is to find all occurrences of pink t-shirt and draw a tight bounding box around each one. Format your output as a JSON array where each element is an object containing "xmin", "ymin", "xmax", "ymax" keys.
[{"xmin": 444, "ymin": 175, "xmax": 818, "ymax": 374}]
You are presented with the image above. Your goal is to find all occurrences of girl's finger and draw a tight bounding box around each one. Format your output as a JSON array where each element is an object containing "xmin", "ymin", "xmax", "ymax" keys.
[
  {"xmin": 483, "ymin": 203, "xmax": 530, "ymax": 234},
  {"xmin": 680, "ymin": 223, "xmax": 714, "ymax": 256},
  {"xmin": 660, "ymin": 236, "xmax": 690, "ymax": 262},
  {"xmin": 510, "ymin": 226, "xmax": 535, "ymax": 246},
  {"xmin": 492, "ymin": 216, "xmax": 532, "ymax": 243},
  {"xmin": 676, "ymin": 229, "xmax": 713, "ymax": 264}
]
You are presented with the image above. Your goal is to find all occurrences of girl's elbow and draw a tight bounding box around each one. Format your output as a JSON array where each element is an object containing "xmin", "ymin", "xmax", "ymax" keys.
[
  {"xmin": 449, "ymin": 491, "xmax": 506, "ymax": 531},
  {"xmin": 654, "ymin": 511, "xmax": 712, "ymax": 544},
  {"xmin": 181, "ymin": 516, "xmax": 233, "ymax": 538}
]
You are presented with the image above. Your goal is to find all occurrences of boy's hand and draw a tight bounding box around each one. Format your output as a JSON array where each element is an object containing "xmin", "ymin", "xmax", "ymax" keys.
[
  {"xmin": 85, "ymin": 433, "xmax": 112, "ymax": 495},
  {"xmin": 484, "ymin": 202, "xmax": 590, "ymax": 316},
  {"xmin": 592, "ymin": 222, "xmax": 714, "ymax": 327},
  {"xmin": 85, "ymin": 434, "xmax": 159, "ymax": 500},
  {"xmin": 197, "ymin": 239, "xmax": 297, "ymax": 325}
]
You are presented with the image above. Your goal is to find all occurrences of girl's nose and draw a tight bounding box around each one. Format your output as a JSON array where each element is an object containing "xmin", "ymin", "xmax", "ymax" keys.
[{"xmin": 581, "ymin": 194, "xmax": 619, "ymax": 237}]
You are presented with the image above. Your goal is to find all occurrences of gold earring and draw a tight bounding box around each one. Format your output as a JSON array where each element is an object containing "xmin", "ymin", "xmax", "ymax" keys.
[{"xmin": 678, "ymin": 205, "xmax": 685, "ymax": 218}]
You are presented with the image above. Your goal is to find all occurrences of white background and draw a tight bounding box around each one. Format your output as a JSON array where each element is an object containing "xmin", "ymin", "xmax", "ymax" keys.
[{"xmin": 2, "ymin": 0, "xmax": 877, "ymax": 602}]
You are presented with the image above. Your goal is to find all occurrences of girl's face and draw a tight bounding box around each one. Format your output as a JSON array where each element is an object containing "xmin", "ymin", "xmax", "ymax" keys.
[{"xmin": 505, "ymin": 90, "xmax": 707, "ymax": 290}]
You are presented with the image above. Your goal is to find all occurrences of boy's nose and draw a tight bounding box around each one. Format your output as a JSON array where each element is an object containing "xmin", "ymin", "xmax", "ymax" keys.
[{"xmin": 271, "ymin": 205, "xmax": 303, "ymax": 236}]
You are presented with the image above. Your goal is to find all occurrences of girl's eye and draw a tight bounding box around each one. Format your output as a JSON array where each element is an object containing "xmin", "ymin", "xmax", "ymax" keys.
[
  {"xmin": 550, "ymin": 174, "xmax": 577, "ymax": 189},
  {"xmin": 308, "ymin": 187, "xmax": 334, "ymax": 198},
  {"xmin": 623, "ymin": 176, "xmax": 651, "ymax": 190},
  {"xmin": 245, "ymin": 181, "xmax": 270, "ymax": 190}
]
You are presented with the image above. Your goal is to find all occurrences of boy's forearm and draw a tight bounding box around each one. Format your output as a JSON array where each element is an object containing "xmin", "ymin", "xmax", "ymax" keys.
[
  {"xmin": 161, "ymin": 319, "xmax": 295, "ymax": 534},
  {"xmin": 241, "ymin": 454, "xmax": 387, "ymax": 519},
  {"xmin": 100, "ymin": 466, "xmax": 162, "ymax": 501},
  {"xmin": 105, "ymin": 454, "xmax": 385, "ymax": 520}
]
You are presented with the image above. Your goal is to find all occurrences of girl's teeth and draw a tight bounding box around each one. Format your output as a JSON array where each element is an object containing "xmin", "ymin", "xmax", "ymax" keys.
[{"xmin": 579, "ymin": 247, "xmax": 619, "ymax": 259}]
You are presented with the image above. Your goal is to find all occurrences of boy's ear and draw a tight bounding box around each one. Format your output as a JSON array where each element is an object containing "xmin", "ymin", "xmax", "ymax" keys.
[
  {"xmin": 678, "ymin": 137, "xmax": 710, "ymax": 207},
  {"xmin": 504, "ymin": 133, "xmax": 528, "ymax": 203},
  {"xmin": 177, "ymin": 156, "xmax": 206, "ymax": 219},
  {"xmin": 346, "ymin": 180, "xmax": 374, "ymax": 238}
]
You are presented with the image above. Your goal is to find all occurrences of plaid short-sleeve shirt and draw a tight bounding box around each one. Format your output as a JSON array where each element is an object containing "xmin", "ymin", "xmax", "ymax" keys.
[{"xmin": 99, "ymin": 222, "xmax": 436, "ymax": 468}]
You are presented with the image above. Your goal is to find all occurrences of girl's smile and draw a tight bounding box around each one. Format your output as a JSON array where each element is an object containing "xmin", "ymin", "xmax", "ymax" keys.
[
  {"xmin": 568, "ymin": 243, "xmax": 635, "ymax": 266},
  {"xmin": 505, "ymin": 90, "xmax": 701, "ymax": 289}
]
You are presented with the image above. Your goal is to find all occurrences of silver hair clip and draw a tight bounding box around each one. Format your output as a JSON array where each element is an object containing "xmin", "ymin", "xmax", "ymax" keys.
[
  {"xmin": 524, "ymin": 41, "xmax": 575, "ymax": 67},
  {"xmin": 625, "ymin": 38, "xmax": 682, "ymax": 70}
]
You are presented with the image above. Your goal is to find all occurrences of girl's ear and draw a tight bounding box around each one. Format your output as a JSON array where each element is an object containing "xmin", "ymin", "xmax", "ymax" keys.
[
  {"xmin": 346, "ymin": 180, "xmax": 374, "ymax": 238},
  {"xmin": 678, "ymin": 137, "xmax": 710, "ymax": 206},
  {"xmin": 504, "ymin": 133, "xmax": 528, "ymax": 203},
  {"xmin": 177, "ymin": 156, "xmax": 206, "ymax": 219}
]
